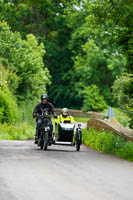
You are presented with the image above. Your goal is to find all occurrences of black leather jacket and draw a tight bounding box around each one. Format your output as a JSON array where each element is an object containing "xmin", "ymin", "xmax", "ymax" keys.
[{"xmin": 33, "ymin": 102, "xmax": 56, "ymax": 120}]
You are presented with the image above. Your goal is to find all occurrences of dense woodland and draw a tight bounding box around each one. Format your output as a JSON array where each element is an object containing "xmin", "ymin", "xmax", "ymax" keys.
[{"xmin": 0, "ymin": 0, "xmax": 133, "ymax": 128}]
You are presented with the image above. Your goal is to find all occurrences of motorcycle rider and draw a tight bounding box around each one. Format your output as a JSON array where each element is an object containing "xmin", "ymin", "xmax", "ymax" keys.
[
  {"xmin": 33, "ymin": 94, "xmax": 57, "ymax": 144},
  {"xmin": 55, "ymin": 108, "xmax": 75, "ymax": 124}
]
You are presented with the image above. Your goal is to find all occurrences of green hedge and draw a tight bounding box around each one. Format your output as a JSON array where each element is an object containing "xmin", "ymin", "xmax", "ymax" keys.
[{"xmin": 82, "ymin": 129, "xmax": 133, "ymax": 161}]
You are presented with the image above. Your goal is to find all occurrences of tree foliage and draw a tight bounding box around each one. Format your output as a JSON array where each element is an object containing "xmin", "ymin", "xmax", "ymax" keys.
[
  {"xmin": 82, "ymin": 85, "xmax": 108, "ymax": 112},
  {"xmin": 0, "ymin": 0, "xmax": 82, "ymax": 107},
  {"xmin": 0, "ymin": 21, "xmax": 50, "ymax": 101},
  {"xmin": 73, "ymin": 38, "xmax": 125, "ymax": 104},
  {"xmin": 112, "ymin": 73, "xmax": 133, "ymax": 128},
  {"xmin": 0, "ymin": 64, "xmax": 20, "ymax": 124},
  {"xmin": 0, "ymin": 0, "xmax": 132, "ymax": 114}
]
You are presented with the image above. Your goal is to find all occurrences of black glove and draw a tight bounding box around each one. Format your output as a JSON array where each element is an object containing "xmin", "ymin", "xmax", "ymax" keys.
[
  {"xmin": 33, "ymin": 113, "xmax": 36, "ymax": 118},
  {"xmin": 33, "ymin": 113, "xmax": 39, "ymax": 118}
]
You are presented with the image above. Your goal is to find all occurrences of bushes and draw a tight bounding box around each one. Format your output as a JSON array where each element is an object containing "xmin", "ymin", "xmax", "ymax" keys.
[
  {"xmin": 82, "ymin": 128, "xmax": 133, "ymax": 161},
  {"xmin": 0, "ymin": 63, "xmax": 36, "ymax": 139},
  {"xmin": 116, "ymin": 142, "xmax": 133, "ymax": 161},
  {"xmin": 0, "ymin": 80, "xmax": 20, "ymax": 124}
]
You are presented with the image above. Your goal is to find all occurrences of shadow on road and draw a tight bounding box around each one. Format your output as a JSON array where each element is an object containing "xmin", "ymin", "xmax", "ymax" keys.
[{"xmin": 34, "ymin": 147, "xmax": 82, "ymax": 153}]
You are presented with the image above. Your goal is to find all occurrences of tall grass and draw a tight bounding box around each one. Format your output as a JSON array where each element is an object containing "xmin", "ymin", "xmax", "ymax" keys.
[
  {"xmin": 0, "ymin": 100, "xmax": 58, "ymax": 140},
  {"xmin": 0, "ymin": 122, "xmax": 35, "ymax": 140},
  {"xmin": 0, "ymin": 100, "xmax": 37, "ymax": 140}
]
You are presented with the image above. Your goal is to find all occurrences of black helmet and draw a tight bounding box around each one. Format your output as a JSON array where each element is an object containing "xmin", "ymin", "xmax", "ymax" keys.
[{"xmin": 41, "ymin": 94, "xmax": 48, "ymax": 100}]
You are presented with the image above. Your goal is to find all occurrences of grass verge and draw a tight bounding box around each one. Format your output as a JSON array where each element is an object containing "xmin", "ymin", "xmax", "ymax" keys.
[
  {"xmin": 75, "ymin": 117, "xmax": 89, "ymax": 123},
  {"xmin": 0, "ymin": 122, "xmax": 35, "ymax": 140},
  {"xmin": 82, "ymin": 128, "xmax": 133, "ymax": 161}
]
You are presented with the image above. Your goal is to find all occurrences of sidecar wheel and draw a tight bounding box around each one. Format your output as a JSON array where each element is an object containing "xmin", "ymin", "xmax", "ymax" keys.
[
  {"xmin": 76, "ymin": 141, "xmax": 80, "ymax": 151},
  {"xmin": 76, "ymin": 143, "xmax": 80, "ymax": 151}
]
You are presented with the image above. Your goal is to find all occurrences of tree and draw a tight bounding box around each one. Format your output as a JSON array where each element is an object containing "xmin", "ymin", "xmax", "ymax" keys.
[
  {"xmin": 0, "ymin": 21, "xmax": 50, "ymax": 101},
  {"xmin": 0, "ymin": 0, "xmax": 83, "ymax": 108},
  {"xmin": 0, "ymin": 0, "xmax": 132, "ymax": 109},
  {"xmin": 66, "ymin": 0, "xmax": 129, "ymax": 108},
  {"xmin": 82, "ymin": 85, "xmax": 108, "ymax": 112}
]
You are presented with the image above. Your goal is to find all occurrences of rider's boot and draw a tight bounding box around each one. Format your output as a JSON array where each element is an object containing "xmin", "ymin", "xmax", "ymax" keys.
[
  {"xmin": 35, "ymin": 137, "xmax": 38, "ymax": 144},
  {"xmin": 34, "ymin": 130, "xmax": 39, "ymax": 144}
]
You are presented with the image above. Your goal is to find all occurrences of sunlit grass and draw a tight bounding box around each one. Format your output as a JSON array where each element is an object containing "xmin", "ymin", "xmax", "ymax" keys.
[
  {"xmin": 0, "ymin": 122, "xmax": 35, "ymax": 140},
  {"xmin": 75, "ymin": 117, "xmax": 89, "ymax": 123}
]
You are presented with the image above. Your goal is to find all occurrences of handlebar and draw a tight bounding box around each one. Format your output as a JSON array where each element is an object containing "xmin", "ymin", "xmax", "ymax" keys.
[
  {"xmin": 35, "ymin": 108, "xmax": 55, "ymax": 118},
  {"xmin": 36, "ymin": 113, "xmax": 55, "ymax": 119}
]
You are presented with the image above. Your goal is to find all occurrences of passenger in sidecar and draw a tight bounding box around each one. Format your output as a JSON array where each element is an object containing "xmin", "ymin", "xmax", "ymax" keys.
[{"xmin": 55, "ymin": 108, "xmax": 75, "ymax": 124}]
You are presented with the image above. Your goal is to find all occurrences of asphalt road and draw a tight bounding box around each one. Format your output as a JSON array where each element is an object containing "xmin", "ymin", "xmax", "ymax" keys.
[{"xmin": 0, "ymin": 140, "xmax": 133, "ymax": 200}]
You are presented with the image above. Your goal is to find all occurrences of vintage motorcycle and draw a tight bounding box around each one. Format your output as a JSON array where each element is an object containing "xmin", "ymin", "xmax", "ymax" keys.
[{"xmin": 36, "ymin": 109, "xmax": 54, "ymax": 150}]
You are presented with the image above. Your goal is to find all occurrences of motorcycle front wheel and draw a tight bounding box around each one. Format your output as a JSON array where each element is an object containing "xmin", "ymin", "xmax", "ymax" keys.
[
  {"xmin": 43, "ymin": 131, "xmax": 49, "ymax": 150},
  {"xmin": 39, "ymin": 138, "xmax": 44, "ymax": 150}
]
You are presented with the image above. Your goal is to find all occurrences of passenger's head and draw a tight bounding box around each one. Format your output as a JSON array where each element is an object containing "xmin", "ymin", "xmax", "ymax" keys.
[
  {"xmin": 62, "ymin": 108, "xmax": 68, "ymax": 118},
  {"xmin": 41, "ymin": 94, "xmax": 48, "ymax": 104}
]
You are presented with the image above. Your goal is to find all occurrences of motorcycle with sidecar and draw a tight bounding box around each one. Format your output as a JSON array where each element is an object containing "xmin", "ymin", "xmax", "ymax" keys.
[{"xmin": 35, "ymin": 109, "xmax": 82, "ymax": 151}]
